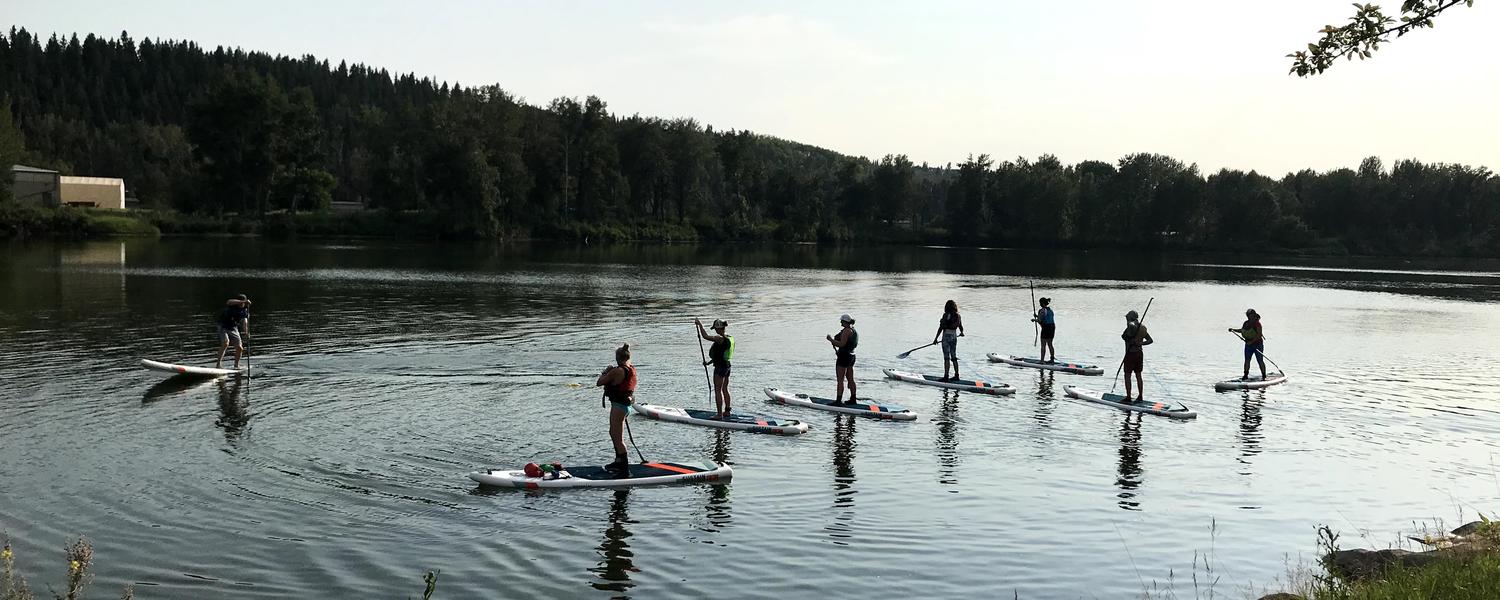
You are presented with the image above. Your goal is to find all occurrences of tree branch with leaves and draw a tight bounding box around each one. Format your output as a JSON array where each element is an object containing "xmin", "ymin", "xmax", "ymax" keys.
[{"xmin": 1289, "ymin": 0, "xmax": 1475, "ymax": 76}]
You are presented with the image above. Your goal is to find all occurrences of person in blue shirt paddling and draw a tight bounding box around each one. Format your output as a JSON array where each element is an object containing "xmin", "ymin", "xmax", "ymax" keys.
[
  {"xmin": 827, "ymin": 314, "xmax": 859, "ymax": 404},
  {"xmin": 1228, "ymin": 308, "xmax": 1266, "ymax": 381},
  {"xmin": 1033, "ymin": 297, "xmax": 1056, "ymax": 363},
  {"xmin": 695, "ymin": 318, "xmax": 735, "ymax": 419},
  {"xmin": 932, "ymin": 300, "xmax": 964, "ymax": 381},
  {"xmin": 215, "ymin": 294, "xmax": 251, "ymax": 369}
]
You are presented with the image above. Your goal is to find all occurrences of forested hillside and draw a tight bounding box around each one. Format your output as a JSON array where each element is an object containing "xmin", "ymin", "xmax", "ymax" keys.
[{"xmin": 1, "ymin": 28, "xmax": 1497, "ymax": 254}]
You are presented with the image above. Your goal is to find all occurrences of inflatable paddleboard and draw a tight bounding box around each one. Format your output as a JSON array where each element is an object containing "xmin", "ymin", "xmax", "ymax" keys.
[
  {"xmin": 882, "ymin": 369, "xmax": 1015, "ymax": 395},
  {"xmin": 1214, "ymin": 372, "xmax": 1287, "ymax": 391},
  {"xmin": 635, "ymin": 403, "xmax": 809, "ymax": 435},
  {"xmin": 1063, "ymin": 385, "xmax": 1196, "ymax": 419},
  {"xmin": 141, "ymin": 358, "xmax": 245, "ymax": 377},
  {"xmin": 987, "ymin": 353, "xmax": 1104, "ymax": 376},
  {"xmin": 468, "ymin": 461, "xmax": 731, "ymax": 489},
  {"xmin": 763, "ymin": 388, "xmax": 918, "ymax": 421}
]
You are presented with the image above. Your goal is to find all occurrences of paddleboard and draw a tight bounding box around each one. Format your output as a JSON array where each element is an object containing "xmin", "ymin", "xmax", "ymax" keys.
[
  {"xmin": 763, "ymin": 388, "xmax": 918, "ymax": 421},
  {"xmin": 1063, "ymin": 385, "xmax": 1197, "ymax": 419},
  {"xmin": 141, "ymin": 358, "xmax": 245, "ymax": 377},
  {"xmin": 1214, "ymin": 372, "xmax": 1287, "ymax": 391},
  {"xmin": 468, "ymin": 461, "xmax": 731, "ymax": 489},
  {"xmin": 635, "ymin": 403, "xmax": 809, "ymax": 435},
  {"xmin": 987, "ymin": 353, "xmax": 1104, "ymax": 376},
  {"xmin": 882, "ymin": 369, "xmax": 1015, "ymax": 395}
]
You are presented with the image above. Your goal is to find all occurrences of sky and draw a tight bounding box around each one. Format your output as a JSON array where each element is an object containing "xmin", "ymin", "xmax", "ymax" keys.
[{"xmin": 5, "ymin": 0, "xmax": 1498, "ymax": 175}]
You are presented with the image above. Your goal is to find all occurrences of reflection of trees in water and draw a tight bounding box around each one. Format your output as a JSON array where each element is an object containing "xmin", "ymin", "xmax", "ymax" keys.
[
  {"xmin": 1115, "ymin": 413, "xmax": 1143, "ymax": 512},
  {"xmin": 704, "ymin": 429, "xmax": 733, "ymax": 530},
  {"xmin": 590, "ymin": 490, "xmax": 637, "ymax": 594},
  {"xmin": 1238, "ymin": 392, "xmax": 1264, "ymax": 473},
  {"xmin": 1032, "ymin": 370, "xmax": 1055, "ymax": 428},
  {"xmin": 825, "ymin": 414, "xmax": 858, "ymax": 544},
  {"xmin": 935, "ymin": 390, "xmax": 960, "ymax": 487},
  {"xmin": 214, "ymin": 376, "xmax": 250, "ymax": 442}
]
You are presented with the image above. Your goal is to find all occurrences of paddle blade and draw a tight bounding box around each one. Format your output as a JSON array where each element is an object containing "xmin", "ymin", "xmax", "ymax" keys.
[{"xmin": 896, "ymin": 351, "xmax": 912, "ymax": 359}]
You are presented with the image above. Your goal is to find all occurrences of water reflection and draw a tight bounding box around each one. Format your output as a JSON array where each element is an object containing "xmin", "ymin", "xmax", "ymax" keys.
[
  {"xmin": 935, "ymin": 390, "xmax": 961, "ymax": 487},
  {"xmin": 1238, "ymin": 393, "xmax": 1264, "ymax": 472},
  {"xmin": 703, "ymin": 429, "xmax": 733, "ymax": 530},
  {"xmin": 590, "ymin": 490, "xmax": 637, "ymax": 595},
  {"xmin": 826, "ymin": 414, "xmax": 858, "ymax": 544},
  {"xmin": 214, "ymin": 376, "xmax": 250, "ymax": 443},
  {"xmin": 1031, "ymin": 370, "xmax": 1056, "ymax": 428},
  {"xmin": 1115, "ymin": 413, "xmax": 1144, "ymax": 512},
  {"xmin": 141, "ymin": 374, "xmax": 217, "ymax": 403}
]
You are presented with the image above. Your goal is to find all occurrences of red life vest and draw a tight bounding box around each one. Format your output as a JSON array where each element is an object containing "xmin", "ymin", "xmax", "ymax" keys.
[{"xmin": 604, "ymin": 365, "xmax": 636, "ymax": 404}]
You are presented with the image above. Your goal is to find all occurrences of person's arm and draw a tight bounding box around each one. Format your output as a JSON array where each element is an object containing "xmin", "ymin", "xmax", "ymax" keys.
[
  {"xmin": 933, "ymin": 322, "xmax": 943, "ymax": 343},
  {"xmin": 829, "ymin": 330, "xmax": 847, "ymax": 349},
  {"xmin": 596, "ymin": 366, "xmax": 621, "ymax": 387},
  {"xmin": 958, "ymin": 315, "xmax": 964, "ymax": 336},
  {"xmin": 240, "ymin": 316, "xmax": 250, "ymax": 338},
  {"xmin": 1141, "ymin": 326, "xmax": 1154, "ymax": 346}
]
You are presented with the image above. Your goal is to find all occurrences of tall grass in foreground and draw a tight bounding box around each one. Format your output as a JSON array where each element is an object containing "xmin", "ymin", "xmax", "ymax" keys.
[{"xmin": 1138, "ymin": 517, "xmax": 1500, "ymax": 599}]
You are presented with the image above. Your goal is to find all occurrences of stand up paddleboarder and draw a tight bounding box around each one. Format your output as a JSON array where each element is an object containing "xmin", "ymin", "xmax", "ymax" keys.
[
  {"xmin": 932, "ymin": 300, "xmax": 964, "ymax": 381},
  {"xmin": 695, "ymin": 318, "xmax": 735, "ymax": 419},
  {"xmin": 1229, "ymin": 308, "xmax": 1267, "ymax": 381},
  {"xmin": 596, "ymin": 343, "xmax": 637, "ymax": 475},
  {"xmin": 827, "ymin": 314, "xmax": 859, "ymax": 404},
  {"xmin": 1121, "ymin": 310, "xmax": 1153, "ymax": 402},
  {"xmin": 215, "ymin": 295, "xmax": 251, "ymax": 370},
  {"xmin": 1033, "ymin": 297, "xmax": 1056, "ymax": 364}
]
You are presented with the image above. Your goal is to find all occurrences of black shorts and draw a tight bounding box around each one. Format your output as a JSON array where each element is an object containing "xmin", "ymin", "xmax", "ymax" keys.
[
  {"xmin": 836, "ymin": 354, "xmax": 856, "ymax": 368},
  {"xmin": 1040, "ymin": 324, "xmax": 1056, "ymax": 340},
  {"xmin": 713, "ymin": 364, "xmax": 731, "ymax": 378}
]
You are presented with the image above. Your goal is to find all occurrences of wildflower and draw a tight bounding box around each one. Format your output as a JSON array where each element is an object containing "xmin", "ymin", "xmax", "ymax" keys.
[
  {"xmin": 70, "ymin": 559, "xmax": 81, "ymax": 572},
  {"xmin": 2, "ymin": 545, "xmax": 12, "ymax": 560}
]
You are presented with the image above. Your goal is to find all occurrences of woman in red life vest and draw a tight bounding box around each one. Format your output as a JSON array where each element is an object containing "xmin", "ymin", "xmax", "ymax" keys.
[{"xmin": 596, "ymin": 343, "xmax": 636, "ymax": 474}]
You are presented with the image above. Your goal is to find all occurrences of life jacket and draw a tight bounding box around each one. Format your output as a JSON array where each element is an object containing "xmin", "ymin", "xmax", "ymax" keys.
[
  {"xmin": 709, "ymin": 335, "xmax": 735, "ymax": 367},
  {"xmin": 218, "ymin": 305, "xmax": 247, "ymax": 329},
  {"xmin": 838, "ymin": 328, "xmax": 858, "ymax": 356},
  {"xmin": 603, "ymin": 365, "xmax": 636, "ymax": 405},
  {"xmin": 1241, "ymin": 320, "xmax": 1263, "ymax": 344},
  {"xmin": 1038, "ymin": 307, "xmax": 1055, "ymax": 326},
  {"xmin": 1122, "ymin": 323, "xmax": 1142, "ymax": 351}
]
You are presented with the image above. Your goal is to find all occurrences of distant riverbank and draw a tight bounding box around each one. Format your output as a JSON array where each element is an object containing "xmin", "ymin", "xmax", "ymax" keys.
[{"xmin": 7, "ymin": 204, "xmax": 1483, "ymax": 259}]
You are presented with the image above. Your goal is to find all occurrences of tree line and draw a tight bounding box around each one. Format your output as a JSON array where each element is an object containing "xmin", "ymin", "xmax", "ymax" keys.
[{"xmin": 1, "ymin": 27, "xmax": 1497, "ymax": 254}]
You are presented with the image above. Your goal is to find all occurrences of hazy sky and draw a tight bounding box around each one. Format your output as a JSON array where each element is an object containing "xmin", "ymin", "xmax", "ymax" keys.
[{"xmin": 6, "ymin": 0, "xmax": 1497, "ymax": 175}]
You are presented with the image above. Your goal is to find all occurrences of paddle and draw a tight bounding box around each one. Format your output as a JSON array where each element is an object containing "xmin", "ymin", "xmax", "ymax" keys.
[
  {"xmin": 1110, "ymin": 297, "xmax": 1154, "ymax": 393},
  {"xmin": 1031, "ymin": 281, "xmax": 1039, "ymax": 347},
  {"xmin": 896, "ymin": 342, "xmax": 938, "ymax": 359},
  {"xmin": 1227, "ymin": 330, "xmax": 1286, "ymax": 376},
  {"xmin": 694, "ymin": 320, "xmax": 713, "ymax": 409}
]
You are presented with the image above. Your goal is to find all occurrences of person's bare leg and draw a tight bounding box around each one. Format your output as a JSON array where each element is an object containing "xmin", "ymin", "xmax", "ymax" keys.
[
  {"xmin": 847, "ymin": 368, "xmax": 857, "ymax": 402},
  {"xmin": 835, "ymin": 366, "xmax": 846, "ymax": 402},
  {"xmin": 609, "ymin": 407, "xmax": 627, "ymax": 460},
  {"xmin": 216, "ymin": 335, "xmax": 229, "ymax": 369},
  {"xmin": 1124, "ymin": 369, "xmax": 1135, "ymax": 400},
  {"xmin": 1135, "ymin": 372, "xmax": 1145, "ymax": 400}
]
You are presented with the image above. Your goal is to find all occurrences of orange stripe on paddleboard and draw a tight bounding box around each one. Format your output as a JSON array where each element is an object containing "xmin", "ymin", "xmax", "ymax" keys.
[
  {"xmin": 642, "ymin": 462, "xmax": 697, "ymax": 475},
  {"xmin": 867, "ymin": 405, "xmax": 881, "ymax": 412}
]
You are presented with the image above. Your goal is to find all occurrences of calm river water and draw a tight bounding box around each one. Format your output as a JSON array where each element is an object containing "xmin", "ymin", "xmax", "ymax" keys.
[{"xmin": 2, "ymin": 239, "xmax": 1499, "ymax": 598}]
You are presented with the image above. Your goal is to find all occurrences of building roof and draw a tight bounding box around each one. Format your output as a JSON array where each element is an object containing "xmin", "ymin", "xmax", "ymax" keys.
[{"xmin": 10, "ymin": 164, "xmax": 59, "ymax": 174}]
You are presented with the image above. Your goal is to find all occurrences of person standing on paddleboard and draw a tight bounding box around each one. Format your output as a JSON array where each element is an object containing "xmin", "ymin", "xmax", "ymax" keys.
[
  {"xmin": 597, "ymin": 343, "xmax": 636, "ymax": 475},
  {"xmin": 827, "ymin": 314, "xmax": 859, "ymax": 404},
  {"xmin": 215, "ymin": 294, "xmax": 251, "ymax": 369},
  {"xmin": 695, "ymin": 318, "xmax": 735, "ymax": 419},
  {"xmin": 1121, "ymin": 310, "xmax": 1153, "ymax": 402},
  {"xmin": 933, "ymin": 300, "xmax": 964, "ymax": 381},
  {"xmin": 1033, "ymin": 297, "xmax": 1056, "ymax": 364},
  {"xmin": 1229, "ymin": 308, "xmax": 1266, "ymax": 381}
]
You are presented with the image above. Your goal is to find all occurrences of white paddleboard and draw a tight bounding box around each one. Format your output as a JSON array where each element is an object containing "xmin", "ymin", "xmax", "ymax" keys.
[
  {"xmin": 1063, "ymin": 385, "xmax": 1196, "ymax": 419},
  {"xmin": 635, "ymin": 403, "xmax": 809, "ymax": 435},
  {"xmin": 763, "ymin": 388, "xmax": 918, "ymax": 421},
  {"xmin": 141, "ymin": 358, "xmax": 245, "ymax": 377},
  {"xmin": 882, "ymin": 369, "xmax": 1015, "ymax": 395},
  {"xmin": 468, "ymin": 461, "xmax": 731, "ymax": 489},
  {"xmin": 987, "ymin": 353, "xmax": 1104, "ymax": 376},
  {"xmin": 1214, "ymin": 372, "xmax": 1287, "ymax": 391}
]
